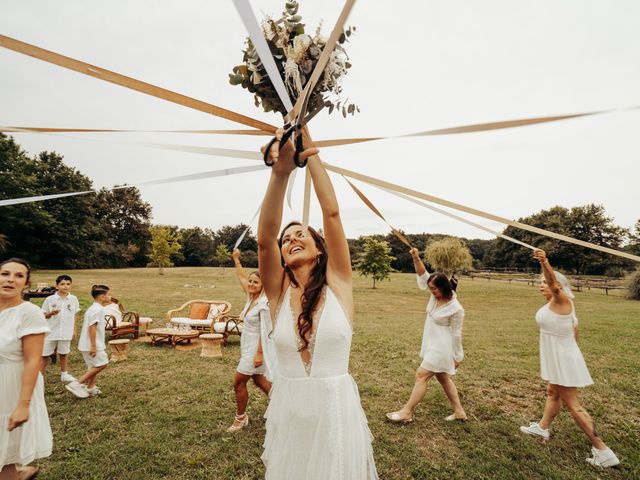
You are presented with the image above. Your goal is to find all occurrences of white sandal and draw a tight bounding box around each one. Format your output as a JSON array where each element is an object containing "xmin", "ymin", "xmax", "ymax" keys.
[
  {"xmin": 226, "ymin": 413, "xmax": 249, "ymax": 432},
  {"xmin": 386, "ymin": 411, "xmax": 414, "ymax": 423}
]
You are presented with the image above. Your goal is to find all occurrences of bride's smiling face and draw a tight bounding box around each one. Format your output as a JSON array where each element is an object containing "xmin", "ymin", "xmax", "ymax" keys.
[{"xmin": 280, "ymin": 224, "xmax": 320, "ymax": 268}]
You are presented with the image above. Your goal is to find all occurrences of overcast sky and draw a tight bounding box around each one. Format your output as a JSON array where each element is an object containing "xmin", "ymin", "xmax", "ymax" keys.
[{"xmin": 1, "ymin": 0, "xmax": 639, "ymax": 242}]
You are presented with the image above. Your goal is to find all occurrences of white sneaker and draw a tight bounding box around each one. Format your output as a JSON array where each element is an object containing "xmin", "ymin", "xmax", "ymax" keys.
[
  {"xmin": 519, "ymin": 422, "xmax": 550, "ymax": 440},
  {"xmin": 86, "ymin": 386, "xmax": 102, "ymax": 396},
  {"xmin": 65, "ymin": 380, "xmax": 90, "ymax": 399},
  {"xmin": 586, "ymin": 447, "xmax": 620, "ymax": 468},
  {"xmin": 60, "ymin": 372, "xmax": 76, "ymax": 383}
]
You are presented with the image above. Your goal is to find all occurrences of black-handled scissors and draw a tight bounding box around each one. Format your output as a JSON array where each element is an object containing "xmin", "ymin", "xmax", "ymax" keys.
[{"xmin": 263, "ymin": 87, "xmax": 323, "ymax": 168}]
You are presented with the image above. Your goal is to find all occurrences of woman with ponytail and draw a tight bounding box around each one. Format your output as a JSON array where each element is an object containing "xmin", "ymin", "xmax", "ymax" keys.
[
  {"xmin": 258, "ymin": 129, "xmax": 378, "ymax": 479},
  {"xmin": 386, "ymin": 247, "xmax": 467, "ymax": 423}
]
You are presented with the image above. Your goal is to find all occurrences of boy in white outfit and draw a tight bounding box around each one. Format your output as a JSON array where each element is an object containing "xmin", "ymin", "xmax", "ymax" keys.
[
  {"xmin": 41, "ymin": 274, "xmax": 80, "ymax": 382},
  {"xmin": 66, "ymin": 284, "xmax": 110, "ymax": 398}
]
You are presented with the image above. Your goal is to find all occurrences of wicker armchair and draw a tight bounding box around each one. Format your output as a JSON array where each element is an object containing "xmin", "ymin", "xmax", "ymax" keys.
[
  {"xmin": 165, "ymin": 300, "xmax": 232, "ymax": 334},
  {"xmin": 104, "ymin": 298, "xmax": 140, "ymax": 339}
]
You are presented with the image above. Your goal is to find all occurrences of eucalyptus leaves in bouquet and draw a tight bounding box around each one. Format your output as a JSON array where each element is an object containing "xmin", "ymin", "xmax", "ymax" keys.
[{"xmin": 229, "ymin": 0, "xmax": 358, "ymax": 117}]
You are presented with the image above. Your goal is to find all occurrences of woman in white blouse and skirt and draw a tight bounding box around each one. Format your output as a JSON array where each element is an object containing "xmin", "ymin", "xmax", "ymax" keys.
[
  {"xmin": 1, "ymin": 258, "xmax": 52, "ymax": 480},
  {"xmin": 386, "ymin": 248, "xmax": 467, "ymax": 423},
  {"xmin": 519, "ymin": 249, "xmax": 619, "ymax": 468},
  {"xmin": 226, "ymin": 249, "xmax": 275, "ymax": 433}
]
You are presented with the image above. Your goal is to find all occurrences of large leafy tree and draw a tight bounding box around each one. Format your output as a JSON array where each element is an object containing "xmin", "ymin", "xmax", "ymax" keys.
[
  {"xmin": 424, "ymin": 237, "xmax": 473, "ymax": 275},
  {"xmin": 485, "ymin": 205, "xmax": 629, "ymax": 274},
  {"xmin": 0, "ymin": 134, "xmax": 153, "ymax": 268},
  {"xmin": 1, "ymin": 136, "xmax": 98, "ymax": 267},
  {"xmin": 178, "ymin": 227, "xmax": 216, "ymax": 266},
  {"xmin": 356, "ymin": 237, "xmax": 395, "ymax": 288},
  {"xmin": 94, "ymin": 187, "xmax": 152, "ymax": 267}
]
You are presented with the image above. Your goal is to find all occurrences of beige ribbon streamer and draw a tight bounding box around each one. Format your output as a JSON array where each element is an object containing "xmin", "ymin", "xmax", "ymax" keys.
[
  {"xmin": 0, "ymin": 35, "xmax": 277, "ymax": 133},
  {"xmin": 377, "ymin": 186, "xmax": 535, "ymax": 250},
  {"xmin": 313, "ymin": 106, "xmax": 640, "ymax": 148},
  {"xmin": 301, "ymin": 169, "xmax": 312, "ymax": 231},
  {"xmin": 0, "ymin": 164, "xmax": 266, "ymax": 207},
  {"xmin": 342, "ymin": 177, "xmax": 413, "ymax": 248},
  {"xmin": 0, "ymin": 126, "xmax": 272, "ymax": 135},
  {"xmin": 323, "ymin": 162, "xmax": 640, "ymax": 263}
]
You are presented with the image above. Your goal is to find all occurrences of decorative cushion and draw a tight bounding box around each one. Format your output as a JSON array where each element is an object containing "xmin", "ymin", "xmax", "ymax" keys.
[
  {"xmin": 207, "ymin": 303, "xmax": 226, "ymax": 320},
  {"xmin": 171, "ymin": 318, "xmax": 211, "ymax": 327},
  {"xmin": 115, "ymin": 321, "xmax": 132, "ymax": 328},
  {"xmin": 189, "ymin": 303, "xmax": 210, "ymax": 320}
]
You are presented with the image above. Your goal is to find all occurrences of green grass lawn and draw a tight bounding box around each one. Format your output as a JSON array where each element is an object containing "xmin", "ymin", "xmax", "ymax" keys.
[{"xmin": 27, "ymin": 268, "xmax": 639, "ymax": 479}]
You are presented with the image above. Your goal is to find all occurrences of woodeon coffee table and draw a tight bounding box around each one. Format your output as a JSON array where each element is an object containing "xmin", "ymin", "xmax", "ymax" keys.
[{"xmin": 147, "ymin": 328, "xmax": 199, "ymax": 347}]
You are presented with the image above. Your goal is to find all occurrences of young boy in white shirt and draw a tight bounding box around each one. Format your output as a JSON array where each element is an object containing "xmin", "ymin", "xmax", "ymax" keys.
[
  {"xmin": 41, "ymin": 274, "xmax": 80, "ymax": 382},
  {"xmin": 66, "ymin": 284, "xmax": 111, "ymax": 398}
]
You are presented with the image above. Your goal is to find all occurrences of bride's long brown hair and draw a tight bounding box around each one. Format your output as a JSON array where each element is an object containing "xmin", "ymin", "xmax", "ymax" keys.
[{"xmin": 278, "ymin": 221, "xmax": 328, "ymax": 351}]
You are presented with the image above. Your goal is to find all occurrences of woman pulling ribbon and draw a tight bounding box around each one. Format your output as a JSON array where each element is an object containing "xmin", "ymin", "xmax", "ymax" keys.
[
  {"xmin": 519, "ymin": 249, "xmax": 619, "ymax": 468},
  {"xmin": 386, "ymin": 247, "xmax": 467, "ymax": 424},
  {"xmin": 258, "ymin": 128, "xmax": 378, "ymax": 479},
  {"xmin": 226, "ymin": 248, "xmax": 275, "ymax": 433}
]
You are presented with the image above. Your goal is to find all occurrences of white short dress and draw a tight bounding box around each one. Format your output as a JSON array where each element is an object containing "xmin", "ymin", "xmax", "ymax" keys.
[
  {"xmin": 417, "ymin": 273, "xmax": 464, "ymax": 375},
  {"xmin": 0, "ymin": 302, "xmax": 53, "ymax": 468},
  {"xmin": 535, "ymin": 303, "xmax": 593, "ymax": 387},
  {"xmin": 236, "ymin": 294, "xmax": 276, "ymax": 380},
  {"xmin": 262, "ymin": 287, "xmax": 378, "ymax": 479}
]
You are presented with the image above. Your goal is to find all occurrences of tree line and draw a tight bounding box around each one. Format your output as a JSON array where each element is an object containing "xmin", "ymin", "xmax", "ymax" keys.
[{"xmin": 1, "ymin": 133, "xmax": 638, "ymax": 275}]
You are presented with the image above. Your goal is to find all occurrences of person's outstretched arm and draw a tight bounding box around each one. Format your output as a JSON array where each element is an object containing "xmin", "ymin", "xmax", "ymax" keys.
[
  {"xmin": 302, "ymin": 129, "xmax": 351, "ymax": 285},
  {"xmin": 259, "ymin": 129, "xmax": 319, "ymax": 301},
  {"xmin": 410, "ymin": 248, "xmax": 430, "ymax": 289},
  {"xmin": 534, "ymin": 249, "xmax": 571, "ymax": 307},
  {"xmin": 232, "ymin": 249, "xmax": 249, "ymax": 294}
]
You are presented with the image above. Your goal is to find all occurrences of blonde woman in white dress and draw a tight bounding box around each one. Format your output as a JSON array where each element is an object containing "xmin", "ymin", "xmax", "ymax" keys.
[
  {"xmin": 520, "ymin": 249, "xmax": 619, "ymax": 468},
  {"xmin": 258, "ymin": 129, "xmax": 378, "ymax": 479},
  {"xmin": 386, "ymin": 248, "xmax": 467, "ymax": 423},
  {"xmin": 226, "ymin": 248, "xmax": 275, "ymax": 433},
  {"xmin": 1, "ymin": 258, "xmax": 52, "ymax": 480}
]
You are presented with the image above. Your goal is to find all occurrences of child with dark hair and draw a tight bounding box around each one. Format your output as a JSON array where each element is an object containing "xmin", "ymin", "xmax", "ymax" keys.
[
  {"xmin": 41, "ymin": 274, "xmax": 80, "ymax": 383},
  {"xmin": 386, "ymin": 247, "xmax": 467, "ymax": 424},
  {"xmin": 65, "ymin": 285, "xmax": 110, "ymax": 398}
]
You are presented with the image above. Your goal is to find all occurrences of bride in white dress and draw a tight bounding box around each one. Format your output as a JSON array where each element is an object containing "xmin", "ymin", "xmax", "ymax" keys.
[{"xmin": 258, "ymin": 129, "xmax": 378, "ymax": 479}]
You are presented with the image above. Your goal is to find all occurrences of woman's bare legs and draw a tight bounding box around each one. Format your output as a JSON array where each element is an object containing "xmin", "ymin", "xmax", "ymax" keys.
[
  {"xmin": 557, "ymin": 386, "xmax": 606, "ymax": 449},
  {"xmin": 538, "ymin": 383, "xmax": 561, "ymax": 429},
  {"xmin": 392, "ymin": 369, "xmax": 436, "ymax": 419},
  {"xmin": 435, "ymin": 372, "xmax": 466, "ymax": 419}
]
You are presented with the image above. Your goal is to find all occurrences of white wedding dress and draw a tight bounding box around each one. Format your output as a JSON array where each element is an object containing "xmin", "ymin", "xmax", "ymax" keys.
[{"xmin": 261, "ymin": 286, "xmax": 378, "ymax": 479}]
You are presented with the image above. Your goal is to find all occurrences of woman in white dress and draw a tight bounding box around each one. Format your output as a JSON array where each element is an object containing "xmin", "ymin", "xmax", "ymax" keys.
[
  {"xmin": 519, "ymin": 249, "xmax": 619, "ymax": 468},
  {"xmin": 386, "ymin": 248, "xmax": 467, "ymax": 423},
  {"xmin": 226, "ymin": 248, "xmax": 274, "ymax": 433},
  {"xmin": 258, "ymin": 129, "xmax": 378, "ymax": 479},
  {"xmin": 1, "ymin": 259, "xmax": 53, "ymax": 480}
]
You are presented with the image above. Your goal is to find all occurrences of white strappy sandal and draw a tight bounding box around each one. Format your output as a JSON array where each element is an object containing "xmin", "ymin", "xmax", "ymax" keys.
[{"xmin": 226, "ymin": 413, "xmax": 249, "ymax": 432}]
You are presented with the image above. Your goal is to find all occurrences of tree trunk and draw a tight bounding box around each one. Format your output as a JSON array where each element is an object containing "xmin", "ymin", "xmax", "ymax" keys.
[
  {"xmin": 372, "ymin": 278, "xmax": 376, "ymax": 289},
  {"xmin": 158, "ymin": 266, "xmax": 164, "ymax": 275}
]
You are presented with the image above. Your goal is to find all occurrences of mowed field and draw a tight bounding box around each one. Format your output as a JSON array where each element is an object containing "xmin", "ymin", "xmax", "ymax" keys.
[{"xmin": 27, "ymin": 268, "xmax": 639, "ymax": 479}]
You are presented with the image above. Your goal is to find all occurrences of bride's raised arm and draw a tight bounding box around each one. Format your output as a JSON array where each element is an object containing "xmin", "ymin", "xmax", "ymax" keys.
[
  {"xmin": 258, "ymin": 129, "xmax": 319, "ymax": 302},
  {"xmin": 302, "ymin": 129, "xmax": 352, "ymax": 286}
]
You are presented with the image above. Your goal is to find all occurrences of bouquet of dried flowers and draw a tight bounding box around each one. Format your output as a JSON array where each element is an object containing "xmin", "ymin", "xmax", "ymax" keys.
[{"xmin": 229, "ymin": 0, "xmax": 358, "ymax": 117}]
